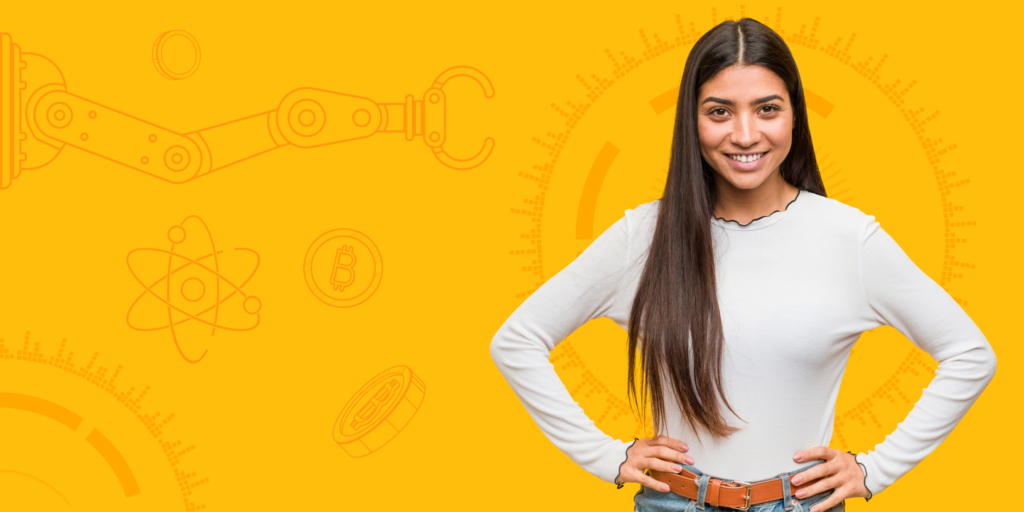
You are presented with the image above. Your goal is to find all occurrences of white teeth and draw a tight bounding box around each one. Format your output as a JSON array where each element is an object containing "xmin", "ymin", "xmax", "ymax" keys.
[{"xmin": 729, "ymin": 152, "xmax": 765, "ymax": 163}]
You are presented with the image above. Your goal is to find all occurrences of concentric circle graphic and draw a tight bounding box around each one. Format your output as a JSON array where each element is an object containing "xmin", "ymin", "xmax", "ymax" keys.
[
  {"xmin": 288, "ymin": 99, "xmax": 327, "ymax": 137},
  {"xmin": 508, "ymin": 8, "xmax": 974, "ymax": 449},
  {"xmin": 151, "ymin": 30, "xmax": 201, "ymax": 80},
  {"xmin": 303, "ymin": 228, "xmax": 383, "ymax": 307}
]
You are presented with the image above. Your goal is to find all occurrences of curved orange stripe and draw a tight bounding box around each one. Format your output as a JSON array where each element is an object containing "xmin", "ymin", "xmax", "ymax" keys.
[
  {"xmin": 0, "ymin": 393, "xmax": 82, "ymax": 431},
  {"xmin": 0, "ymin": 395, "xmax": 140, "ymax": 498},
  {"xmin": 803, "ymin": 88, "xmax": 834, "ymax": 118},
  {"xmin": 85, "ymin": 428, "xmax": 140, "ymax": 498},
  {"xmin": 576, "ymin": 141, "xmax": 619, "ymax": 240}
]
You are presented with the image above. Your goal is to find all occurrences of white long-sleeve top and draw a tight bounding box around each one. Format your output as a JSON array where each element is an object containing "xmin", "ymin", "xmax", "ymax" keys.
[{"xmin": 489, "ymin": 189, "xmax": 996, "ymax": 497}]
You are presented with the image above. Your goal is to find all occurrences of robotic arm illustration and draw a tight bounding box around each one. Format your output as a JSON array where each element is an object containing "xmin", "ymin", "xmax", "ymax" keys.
[{"xmin": 0, "ymin": 33, "xmax": 495, "ymax": 189}]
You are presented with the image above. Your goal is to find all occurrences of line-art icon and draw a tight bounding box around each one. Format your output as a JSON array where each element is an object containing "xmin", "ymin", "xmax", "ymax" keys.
[
  {"xmin": 303, "ymin": 229, "xmax": 382, "ymax": 307},
  {"xmin": 152, "ymin": 30, "xmax": 201, "ymax": 80},
  {"xmin": 126, "ymin": 215, "xmax": 261, "ymax": 363},
  {"xmin": 332, "ymin": 365, "xmax": 425, "ymax": 457},
  {"xmin": 331, "ymin": 245, "xmax": 357, "ymax": 292},
  {"xmin": 0, "ymin": 32, "xmax": 495, "ymax": 190}
]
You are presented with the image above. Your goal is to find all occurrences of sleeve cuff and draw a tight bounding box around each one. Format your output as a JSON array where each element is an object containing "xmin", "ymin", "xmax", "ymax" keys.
[
  {"xmin": 615, "ymin": 438, "xmax": 639, "ymax": 489},
  {"xmin": 855, "ymin": 451, "xmax": 879, "ymax": 500}
]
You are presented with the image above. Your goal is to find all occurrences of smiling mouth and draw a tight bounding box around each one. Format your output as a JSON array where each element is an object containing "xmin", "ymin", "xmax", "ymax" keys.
[{"xmin": 726, "ymin": 151, "xmax": 767, "ymax": 163}]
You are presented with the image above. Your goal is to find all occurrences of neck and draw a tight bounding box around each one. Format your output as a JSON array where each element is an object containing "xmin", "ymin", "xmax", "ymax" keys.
[{"xmin": 712, "ymin": 172, "xmax": 800, "ymax": 225}]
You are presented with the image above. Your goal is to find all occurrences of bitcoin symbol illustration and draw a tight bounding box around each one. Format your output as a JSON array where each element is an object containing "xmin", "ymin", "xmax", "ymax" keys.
[
  {"xmin": 332, "ymin": 365, "xmax": 425, "ymax": 457},
  {"xmin": 349, "ymin": 378, "xmax": 399, "ymax": 431},
  {"xmin": 303, "ymin": 229, "xmax": 382, "ymax": 307},
  {"xmin": 331, "ymin": 245, "xmax": 358, "ymax": 292}
]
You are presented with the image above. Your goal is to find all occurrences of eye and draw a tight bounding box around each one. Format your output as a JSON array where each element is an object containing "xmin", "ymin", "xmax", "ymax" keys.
[
  {"xmin": 759, "ymin": 104, "xmax": 780, "ymax": 114},
  {"xmin": 708, "ymin": 107, "xmax": 729, "ymax": 116}
]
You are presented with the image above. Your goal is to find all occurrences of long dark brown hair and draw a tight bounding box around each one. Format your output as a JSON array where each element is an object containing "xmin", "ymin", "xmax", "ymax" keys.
[{"xmin": 626, "ymin": 18, "xmax": 827, "ymax": 442}]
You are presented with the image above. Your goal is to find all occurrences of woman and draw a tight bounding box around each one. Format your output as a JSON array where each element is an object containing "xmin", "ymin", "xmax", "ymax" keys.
[{"xmin": 489, "ymin": 17, "xmax": 996, "ymax": 512}]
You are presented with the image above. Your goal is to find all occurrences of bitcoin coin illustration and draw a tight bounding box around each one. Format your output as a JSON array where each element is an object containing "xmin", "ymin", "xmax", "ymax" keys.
[
  {"xmin": 509, "ymin": 8, "xmax": 971, "ymax": 450},
  {"xmin": 304, "ymin": 229, "xmax": 383, "ymax": 307},
  {"xmin": 332, "ymin": 365, "xmax": 425, "ymax": 457}
]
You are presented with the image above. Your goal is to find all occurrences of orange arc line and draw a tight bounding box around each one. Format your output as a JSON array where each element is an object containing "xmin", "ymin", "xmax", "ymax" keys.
[
  {"xmin": 576, "ymin": 141, "xmax": 619, "ymax": 240},
  {"xmin": 649, "ymin": 87, "xmax": 680, "ymax": 115},
  {"xmin": 167, "ymin": 216, "xmax": 213, "ymax": 362},
  {"xmin": 127, "ymin": 247, "xmax": 261, "ymax": 331},
  {"xmin": 178, "ymin": 215, "xmax": 221, "ymax": 338},
  {"xmin": 126, "ymin": 249, "xmax": 227, "ymax": 331},
  {"xmin": 0, "ymin": 392, "xmax": 83, "ymax": 431},
  {"xmin": 803, "ymin": 88, "xmax": 835, "ymax": 119},
  {"xmin": 0, "ymin": 469, "xmax": 72, "ymax": 507},
  {"xmin": 125, "ymin": 247, "xmax": 260, "ymax": 331},
  {"xmin": 85, "ymin": 428, "xmax": 141, "ymax": 498},
  {"xmin": 648, "ymin": 86, "xmax": 833, "ymax": 118},
  {"xmin": 0, "ymin": 394, "xmax": 140, "ymax": 498}
]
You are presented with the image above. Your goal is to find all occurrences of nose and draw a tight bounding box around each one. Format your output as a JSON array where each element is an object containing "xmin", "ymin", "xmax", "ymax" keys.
[{"xmin": 731, "ymin": 112, "xmax": 760, "ymax": 148}]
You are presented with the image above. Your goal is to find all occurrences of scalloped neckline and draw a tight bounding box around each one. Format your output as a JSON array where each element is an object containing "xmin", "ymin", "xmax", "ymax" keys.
[{"xmin": 712, "ymin": 189, "xmax": 803, "ymax": 229}]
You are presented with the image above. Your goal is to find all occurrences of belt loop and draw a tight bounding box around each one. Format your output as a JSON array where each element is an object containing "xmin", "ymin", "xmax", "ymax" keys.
[
  {"xmin": 781, "ymin": 473, "xmax": 793, "ymax": 511},
  {"xmin": 684, "ymin": 496, "xmax": 698, "ymax": 512},
  {"xmin": 694, "ymin": 474, "xmax": 709, "ymax": 511}
]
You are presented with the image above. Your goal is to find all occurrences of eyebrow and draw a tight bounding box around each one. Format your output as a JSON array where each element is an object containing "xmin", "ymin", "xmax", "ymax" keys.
[{"xmin": 701, "ymin": 94, "xmax": 784, "ymax": 106}]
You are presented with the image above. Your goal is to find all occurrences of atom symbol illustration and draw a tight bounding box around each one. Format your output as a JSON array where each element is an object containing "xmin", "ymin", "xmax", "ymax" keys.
[{"xmin": 126, "ymin": 215, "xmax": 261, "ymax": 363}]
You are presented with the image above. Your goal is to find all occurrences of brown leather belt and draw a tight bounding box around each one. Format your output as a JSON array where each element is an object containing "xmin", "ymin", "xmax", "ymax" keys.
[{"xmin": 648, "ymin": 467, "xmax": 821, "ymax": 511}]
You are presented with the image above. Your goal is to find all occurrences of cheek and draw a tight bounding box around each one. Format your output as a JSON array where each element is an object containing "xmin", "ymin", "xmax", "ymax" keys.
[
  {"xmin": 697, "ymin": 121, "xmax": 726, "ymax": 153},
  {"xmin": 766, "ymin": 121, "xmax": 793, "ymax": 151}
]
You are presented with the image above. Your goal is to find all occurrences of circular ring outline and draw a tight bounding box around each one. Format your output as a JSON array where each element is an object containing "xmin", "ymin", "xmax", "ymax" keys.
[
  {"xmin": 152, "ymin": 29, "xmax": 202, "ymax": 80},
  {"xmin": 303, "ymin": 228, "xmax": 383, "ymax": 308},
  {"xmin": 288, "ymin": 99, "xmax": 327, "ymax": 138}
]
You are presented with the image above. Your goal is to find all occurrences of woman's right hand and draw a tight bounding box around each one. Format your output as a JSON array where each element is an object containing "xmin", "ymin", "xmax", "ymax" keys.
[{"xmin": 614, "ymin": 435, "xmax": 694, "ymax": 491}]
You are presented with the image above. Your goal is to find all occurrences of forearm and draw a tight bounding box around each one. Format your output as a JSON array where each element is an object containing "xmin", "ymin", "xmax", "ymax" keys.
[
  {"xmin": 490, "ymin": 320, "xmax": 633, "ymax": 483},
  {"xmin": 489, "ymin": 213, "xmax": 635, "ymax": 483},
  {"xmin": 855, "ymin": 344, "xmax": 996, "ymax": 495},
  {"xmin": 857, "ymin": 218, "xmax": 998, "ymax": 496}
]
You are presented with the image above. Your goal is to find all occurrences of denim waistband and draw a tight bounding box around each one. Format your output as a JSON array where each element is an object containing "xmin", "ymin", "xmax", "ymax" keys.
[{"xmin": 670, "ymin": 459, "xmax": 827, "ymax": 512}]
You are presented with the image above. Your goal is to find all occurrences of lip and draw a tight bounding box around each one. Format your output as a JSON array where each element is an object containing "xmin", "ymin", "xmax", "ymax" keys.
[{"xmin": 724, "ymin": 150, "xmax": 768, "ymax": 171}]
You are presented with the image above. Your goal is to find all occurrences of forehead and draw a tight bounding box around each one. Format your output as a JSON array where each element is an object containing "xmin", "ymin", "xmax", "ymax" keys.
[{"xmin": 698, "ymin": 64, "xmax": 788, "ymax": 100}]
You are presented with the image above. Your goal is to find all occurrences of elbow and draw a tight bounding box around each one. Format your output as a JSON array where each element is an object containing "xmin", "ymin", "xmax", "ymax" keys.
[
  {"xmin": 982, "ymin": 345, "xmax": 998, "ymax": 384},
  {"xmin": 489, "ymin": 332, "xmax": 508, "ymax": 370}
]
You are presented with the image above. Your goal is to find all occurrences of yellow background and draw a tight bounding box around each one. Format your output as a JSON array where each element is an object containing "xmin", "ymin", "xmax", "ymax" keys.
[{"xmin": 1, "ymin": 1, "xmax": 1020, "ymax": 510}]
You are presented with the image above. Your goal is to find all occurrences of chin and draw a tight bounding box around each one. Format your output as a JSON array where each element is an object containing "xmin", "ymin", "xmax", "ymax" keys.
[{"xmin": 720, "ymin": 172, "xmax": 770, "ymax": 190}]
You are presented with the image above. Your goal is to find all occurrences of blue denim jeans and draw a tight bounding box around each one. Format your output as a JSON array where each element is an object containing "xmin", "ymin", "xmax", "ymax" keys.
[{"xmin": 633, "ymin": 460, "xmax": 844, "ymax": 512}]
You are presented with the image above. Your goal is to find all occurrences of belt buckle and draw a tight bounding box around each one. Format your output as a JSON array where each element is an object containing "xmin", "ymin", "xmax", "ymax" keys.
[{"xmin": 727, "ymin": 481, "xmax": 753, "ymax": 511}]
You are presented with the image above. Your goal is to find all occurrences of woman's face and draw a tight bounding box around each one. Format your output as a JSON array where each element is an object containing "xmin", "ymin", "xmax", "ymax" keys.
[{"xmin": 696, "ymin": 64, "xmax": 793, "ymax": 191}]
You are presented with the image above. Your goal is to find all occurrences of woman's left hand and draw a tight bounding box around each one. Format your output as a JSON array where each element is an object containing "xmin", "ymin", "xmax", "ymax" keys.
[{"xmin": 789, "ymin": 447, "xmax": 870, "ymax": 512}]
